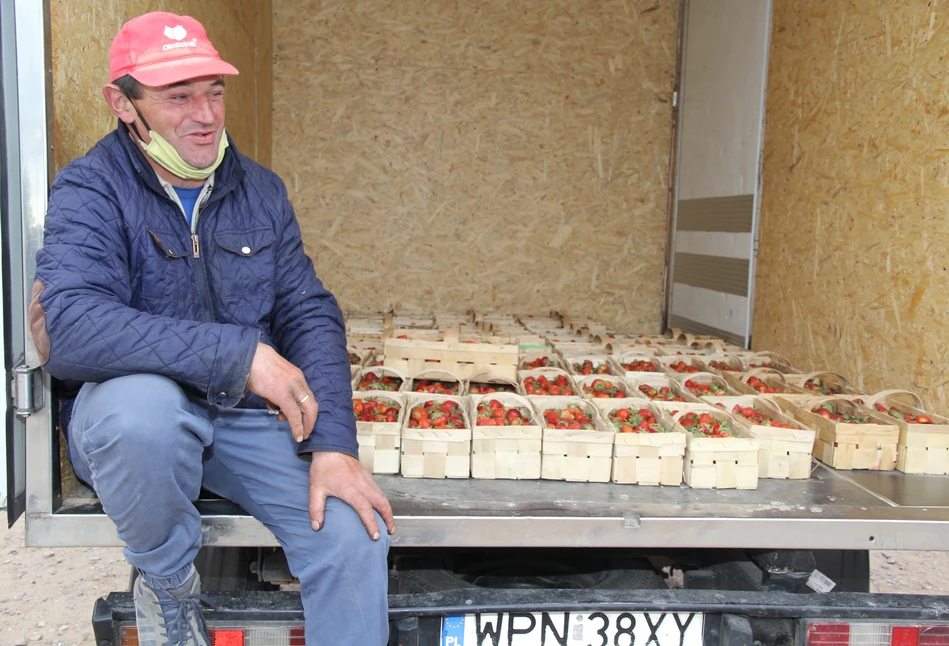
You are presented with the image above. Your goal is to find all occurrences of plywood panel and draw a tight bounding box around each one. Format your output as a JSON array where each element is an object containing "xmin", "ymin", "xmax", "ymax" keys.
[
  {"xmin": 756, "ymin": 2, "xmax": 949, "ymax": 413},
  {"xmin": 49, "ymin": 0, "xmax": 273, "ymax": 171},
  {"xmin": 272, "ymin": 0, "xmax": 678, "ymax": 331}
]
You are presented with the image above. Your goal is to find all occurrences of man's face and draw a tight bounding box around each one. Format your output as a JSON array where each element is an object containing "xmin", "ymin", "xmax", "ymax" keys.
[{"xmin": 132, "ymin": 75, "xmax": 226, "ymax": 169}]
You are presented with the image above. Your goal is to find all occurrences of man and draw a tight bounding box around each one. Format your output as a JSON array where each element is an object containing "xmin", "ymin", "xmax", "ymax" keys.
[{"xmin": 29, "ymin": 12, "xmax": 394, "ymax": 645}]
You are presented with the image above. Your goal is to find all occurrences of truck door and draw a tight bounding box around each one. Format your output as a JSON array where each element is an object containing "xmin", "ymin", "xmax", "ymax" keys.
[
  {"xmin": 2, "ymin": 0, "xmax": 53, "ymax": 527},
  {"xmin": 666, "ymin": 0, "xmax": 772, "ymax": 348}
]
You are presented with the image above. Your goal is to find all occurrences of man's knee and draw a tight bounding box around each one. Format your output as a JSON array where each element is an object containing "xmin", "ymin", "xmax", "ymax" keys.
[
  {"xmin": 288, "ymin": 500, "xmax": 390, "ymax": 581},
  {"xmin": 74, "ymin": 374, "xmax": 208, "ymax": 458}
]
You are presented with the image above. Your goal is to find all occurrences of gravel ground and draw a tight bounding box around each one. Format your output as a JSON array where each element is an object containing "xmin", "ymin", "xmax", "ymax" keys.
[{"xmin": 1, "ymin": 519, "xmax": 948, "ymax": 645}]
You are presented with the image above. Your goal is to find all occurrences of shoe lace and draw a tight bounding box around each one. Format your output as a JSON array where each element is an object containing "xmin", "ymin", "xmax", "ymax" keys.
[{"xmin": 158, "ymin": 594, "xmax": 213, "ymax": 644}]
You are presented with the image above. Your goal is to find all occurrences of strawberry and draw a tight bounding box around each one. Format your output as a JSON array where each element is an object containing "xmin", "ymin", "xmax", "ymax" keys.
[
  {"xmin": 572, "ymin": 359, "xmax": 610, "ymax": 375},
  {"xmin": 811, "ymin": 404, "xmax": 869, "ymax": 424},
  {"xmin": 804, "ymin": 378, "xmax": 844, "ymax": 396},
  {"xmin": 543, "ymin": 405, "xmax": 596, "ymax": 430},
  {"xmin": 355, "ymin": 372, "xmax": 402, "ymax": 392},
  {"xmin": 409, "ymin": 400, "xmax": 466, "ymax": 429},
  {"xmin": 874, "ymin": 403, "xmax": 933, "ymax": 425},
  {"xmin": 475, "ymin": 401, "xmax": 531, "ymax": 427},
  {"xmin": 608, "ymin": 407, "xmax": 664, "ymax": 433},
  {"xmin": 731, "ymin": 404, "xmax": 798, "ymax": 429},
  {"xmin": 684, "ymin": 379, "xmax": 727, "ymax": 396},
  {"xmin": 348, "ymin": 352, "xmax": 361, "ymax": 365},
  {"xmin": 708, "ymin": 359, "xmax": 740, "ymax": 372},
  {"xmin": 469, "ymin": 382, "xmax": 516, "ymax": 394},
  {"xmin": 678, "ymin": 412, "xmax": 733, "ymax": 438},
  {"xmin": 523, "ymin": 374, "xmax": 575, "ymax": 396},
  {"xmin": 746, "ymin": 376, "xmax": 791, "ymax": 394},
  {"xmin": 638, "ymin": 384, "xmax": 685, "ymax": 402},
  {"xmin": 522, "ymin": 356, "xmax": 557, "ymax": 370},
  {"xmin": 669, "ymin": 361, "xmax": 700, "ymax": 374},
  {"xmin": 582, "ymin": 378, "xmax": 623, "ymax": 398},
  {"xmin": 353, "ymin": 398, "xmax": 401, "ymax": 423},
  {"xmin": 621, "ymin": 359, "xmax": 658, "ymax": 372},
  {"xmin": 413, "ymin": 379, "xmax": 459, "ymax": 395}
]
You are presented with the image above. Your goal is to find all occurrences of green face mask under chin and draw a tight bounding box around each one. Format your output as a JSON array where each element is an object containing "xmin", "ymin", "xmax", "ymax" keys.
[{"xmin": 138, "ymin": 129, "xmax": 228, "ymax": 181}]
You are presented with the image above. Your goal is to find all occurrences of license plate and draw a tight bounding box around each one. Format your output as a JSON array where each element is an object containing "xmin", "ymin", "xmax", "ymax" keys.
[{"xmin": 441, "ymin": 611, "xmax": 703, "ymax": 646}]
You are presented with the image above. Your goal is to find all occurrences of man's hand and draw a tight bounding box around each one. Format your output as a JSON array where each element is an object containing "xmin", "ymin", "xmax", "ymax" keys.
[
  {"xmin": 246, "ymin": 343, "xmax": 318, "ymax": 442},
  {"xmin": 309, "ymin": 452, "xmax": 396, "ymax": 540}
]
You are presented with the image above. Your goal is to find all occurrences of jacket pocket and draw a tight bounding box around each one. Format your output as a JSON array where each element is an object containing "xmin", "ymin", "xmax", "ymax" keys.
[
  {"xmin": 213, "ymin": 228, "xmax": 277, "ymax": 257},
  {"xmin": 146, "ymin": 227, "xmax": 190, "ymax": 259},
  {"xmin": 210, "ymin": 228, "xmax": 277, "ymax": 309}
]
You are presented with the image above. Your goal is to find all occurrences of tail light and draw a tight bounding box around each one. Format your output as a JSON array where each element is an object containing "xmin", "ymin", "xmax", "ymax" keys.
[
  {"xmin": 808, "ymin": 622, "xmax": 949, "ymax": 646},
  {"xmin": 119, "ymin": 625, "xmax": 306, "ymax": 645}
]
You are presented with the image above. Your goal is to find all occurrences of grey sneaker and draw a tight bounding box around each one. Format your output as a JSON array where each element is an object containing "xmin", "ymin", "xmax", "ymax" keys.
[{"xmin": 134, "ymin": 569, "xmax": 210, "ymax": 646}]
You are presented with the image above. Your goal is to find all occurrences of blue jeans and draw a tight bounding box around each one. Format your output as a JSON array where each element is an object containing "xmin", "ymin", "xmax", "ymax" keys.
[{"xmin": 68, "ymin": 374, "xmax": 390, "ymax": 645}]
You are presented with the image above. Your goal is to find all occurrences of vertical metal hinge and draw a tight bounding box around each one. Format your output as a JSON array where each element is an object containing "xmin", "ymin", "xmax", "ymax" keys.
[{"xmin": 11, "ymin": 363, "xmax": 43, "ymax": 417}]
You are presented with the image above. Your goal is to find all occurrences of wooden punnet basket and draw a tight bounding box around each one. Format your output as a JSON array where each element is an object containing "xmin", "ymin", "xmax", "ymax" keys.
[
  {"xmin": 575, "ymin": 374, "xmax": 630, "ymax": 400},
  {"xmin": 789, "ymin": 371, "xmax": 860, "ymax": 399},
  {"xmin": 674, "ymin": 371, "xmax": 735, "ymax": 400},
  {"xmin": 401, "ymin": 394, "xmax": 471, "ymax": 479},
  {"xmin": 592, "ymin": 399, "xmax": 686, "ymax": 486},
  {"xmin": 671, "ymin": 407, "xmax": 760, "ymax": 490},
  {"xmin": 565, "ymin": 354, "xmax": 615, "ymax": 377},
  {"xmin": 407, "ymin": 369, "xmax": 467, "ymax": 397},
  {"xmin": 624, "ymin": 374, "xmax": 701, "ymax": 405},
  {"xmin": 384, "ymin": 326, "xmax": 518, "ymax": 380},
  {"xmin": 787, "ymin": 396, "xmax": 899, "ymax": 471},
  {"xmin": 352, "ymin": 366, "xmax": 407, "ymax": 393},
  {"xmin": 353, "ymin": 392, "xmax": 405, "ymax": 475},
  {"xmin": 605, "ymin": 341, "xmax": 668, "ymax": 355},
  {"xmin": 531, "ymin": 397, "xmax": 615, "ymax": 483},
  {"xmin": 609, "ymin": 352, "xmax": 666, "ymax": 379},
  {"xmin": 864, "ymin": 390, "xmax": 949, "ymax": 475},
  {"xmin": 703, "ymin": 395, "xmax": 815, "ymax": 480},
  {"xmin": 468, "ymin": 393, "xmax": 542, "ymax": 480},
  {"xmin": 740, "ymin": 351, "xmax": 799, "ymax": 375}
]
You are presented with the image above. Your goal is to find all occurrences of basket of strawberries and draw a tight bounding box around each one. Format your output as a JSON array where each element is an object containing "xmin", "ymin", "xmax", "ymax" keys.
[
  {"xmin": 590, "ymin": 400, "xmax": 686, "ymax": 486},
  {"xmin": 468, "ymin": 393, "xmax": 542, "ymax": 480},
  {"xmin": 519, "ymin": 368, "xmax": 577, "ymax": 397},
  {"xmin": 670, "ymin": 406, "xmax": 759, "ymax": 490},
  {"xmin": 352, "ymin": 392, "xmax": 404, "ymax": 474},
  {"xmin": 353, "ymin": 366, "xmax": 406, "ymax": 393},
  {"xmin": 401, "ymin": 394, "xmax": 471, "ymax": 479},
  {"xmin": 576, "ymin": 376, "xmax": 629, "ymax": 399},
  {"xmin": 862, "ymin": 390, "xmax": 948, "ymax": 475},
  {"xmin": 796, "ymin": 396, "xmax": 899, "ymax": 471},
  {"xmin": 530, "ymin": 397, "xmax": 614, "ymax": 483}
]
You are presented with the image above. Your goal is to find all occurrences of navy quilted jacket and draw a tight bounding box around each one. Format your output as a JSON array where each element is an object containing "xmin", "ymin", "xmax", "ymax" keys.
[{"xmin": 33, "ymin": 126, "xmax": 357, "ymax": 458}]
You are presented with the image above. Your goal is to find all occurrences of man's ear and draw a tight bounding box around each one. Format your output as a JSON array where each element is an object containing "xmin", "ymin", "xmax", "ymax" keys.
[{"xmin": 102, "ymin": 84, "xmax": 137, "ymax": 125}]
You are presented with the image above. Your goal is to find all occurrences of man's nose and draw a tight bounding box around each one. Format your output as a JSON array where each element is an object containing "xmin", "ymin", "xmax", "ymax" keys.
[{"xmin": 190, "ymin": 95, "xmax": 217, "ymax": 124}]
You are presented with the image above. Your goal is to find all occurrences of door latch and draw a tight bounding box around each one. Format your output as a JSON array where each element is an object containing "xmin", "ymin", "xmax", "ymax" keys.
[{"xmin": 12, "ymin": 363, "xmax": 43, "ymax": 417}]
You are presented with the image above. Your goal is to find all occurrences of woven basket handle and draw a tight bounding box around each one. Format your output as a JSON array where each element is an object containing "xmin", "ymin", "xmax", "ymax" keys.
[
  {"xmin": 862, "ymin": 389, "xmax": 924, "ymax": 409},
  {"xmin": 741, "ymin": 367, "xmax": 787, "ymax": 384}
]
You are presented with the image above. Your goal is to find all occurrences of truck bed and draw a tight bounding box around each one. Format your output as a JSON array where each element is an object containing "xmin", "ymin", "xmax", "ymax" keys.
[{"xmin": 35, "ymin": 462, "xmax": 949, "ymax": 551}]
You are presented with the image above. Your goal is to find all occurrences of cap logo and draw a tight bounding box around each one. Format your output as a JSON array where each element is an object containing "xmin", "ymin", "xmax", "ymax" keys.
[{"xmin": 164, "ymin": 25, "xmax": 187, "ymax": 41}]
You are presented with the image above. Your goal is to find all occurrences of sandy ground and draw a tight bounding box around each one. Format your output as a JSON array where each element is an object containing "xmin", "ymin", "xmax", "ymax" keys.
[{"xmin": 1, "ymin": 519, "xmax": 948, "ymax": 645}]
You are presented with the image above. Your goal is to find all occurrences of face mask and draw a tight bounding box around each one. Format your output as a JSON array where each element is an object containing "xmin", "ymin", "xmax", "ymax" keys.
[
  {"xmin": 127, "ymin": 97, "xmax": 227, "ymax": 180},
  {"xmin": 138, "ymin": 128, "xmax": 228, "ymax": 180}
]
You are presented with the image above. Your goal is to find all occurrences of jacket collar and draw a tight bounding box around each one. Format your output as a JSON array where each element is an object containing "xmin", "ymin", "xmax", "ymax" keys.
[{"xmin": 115, "ymin": 123, "xmax": 245, "ymax": 204}]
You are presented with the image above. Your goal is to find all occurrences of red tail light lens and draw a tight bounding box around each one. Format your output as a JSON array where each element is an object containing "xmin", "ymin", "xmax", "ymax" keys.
[
  {"xmin": 212, "ymin": 629, "xmax": 245, "ymax": 646},
  {"xmin": 808, "ymin": 622, "xmax": 949, "ymax": 646}
]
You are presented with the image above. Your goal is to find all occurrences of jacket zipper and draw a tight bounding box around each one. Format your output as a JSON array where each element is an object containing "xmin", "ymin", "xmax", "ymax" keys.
[{"xmin": 190, "ymin": 187, "xmax": 214, "ymax": 323}]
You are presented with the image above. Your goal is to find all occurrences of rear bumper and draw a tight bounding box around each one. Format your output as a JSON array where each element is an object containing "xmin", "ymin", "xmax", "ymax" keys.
[{"xmin": 93, "ymin": 589, "xmax": 949, "ymax": 645}]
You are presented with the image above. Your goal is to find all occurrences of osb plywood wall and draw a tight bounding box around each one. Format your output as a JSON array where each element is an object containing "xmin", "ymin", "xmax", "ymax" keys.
[
  {"xmin": 756, "ymin": 2, "xmax": 949, "ymax": 411},
  {"xmin": 49, "ymin": 0, "xmax": 272, "ymax": 171},
  {"xmin": 272, "ymin": 0, "xmax": 677, "ymax": 332}
]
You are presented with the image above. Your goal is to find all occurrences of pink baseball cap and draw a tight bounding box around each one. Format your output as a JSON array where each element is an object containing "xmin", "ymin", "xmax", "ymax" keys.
[{"xmin": 109, "ymin": 12, "xmax": 238, "ymax": 86}]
